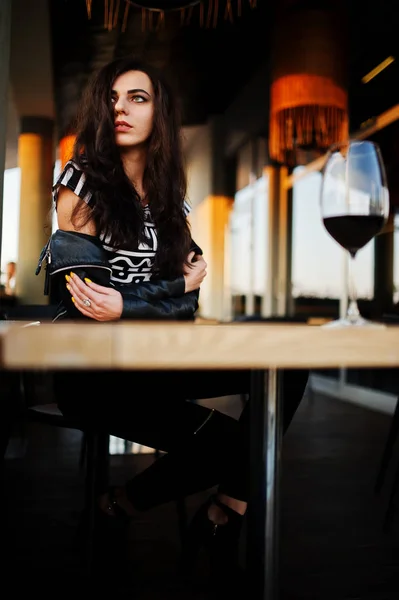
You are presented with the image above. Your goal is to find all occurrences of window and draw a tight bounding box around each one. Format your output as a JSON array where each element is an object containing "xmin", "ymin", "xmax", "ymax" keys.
[
  {"xmin": 229, "ymin": 174, "xmax": 269, "ymax": 316},
  {"xmin": 291, "ymin": 167, "xmax": 375, "ymax": 301}
]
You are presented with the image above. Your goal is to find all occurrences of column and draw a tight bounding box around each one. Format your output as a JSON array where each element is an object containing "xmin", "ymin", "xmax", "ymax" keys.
[
  {"xmin": 16, "ymin": 116, "xmax": 54, "ymax": 304},
  {"xmin": 192, "ymin": 195, "xmax": 234, "ymax": 320},
  {"xmin": 0, "ymin": 0, "xmax": 12, "ymax": 270}
]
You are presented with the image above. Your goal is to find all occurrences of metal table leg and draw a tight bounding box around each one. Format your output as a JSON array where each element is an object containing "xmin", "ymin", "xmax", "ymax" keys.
[{"xmin": 247, "ymin": 368, "xmax": 282, "ymax": 600}]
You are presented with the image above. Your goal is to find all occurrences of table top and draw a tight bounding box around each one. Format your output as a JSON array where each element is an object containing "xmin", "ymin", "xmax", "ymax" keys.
[{"xmin": 1, "ymin": 320, "xmax": 399, "ymax": 370}]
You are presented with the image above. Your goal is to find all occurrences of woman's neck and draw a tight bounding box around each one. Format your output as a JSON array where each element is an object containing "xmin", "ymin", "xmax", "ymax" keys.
[{"xmin": 120, "ymin": 146, "xmax": 147, "ymax": 202}]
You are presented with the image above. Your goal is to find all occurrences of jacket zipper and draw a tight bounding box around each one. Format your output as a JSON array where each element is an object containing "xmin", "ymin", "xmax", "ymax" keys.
[
  {"xmin": 36, "ymin": 240, "xmax": 51, "ymax": 275},
  {"xmin": 50, "ymin": 264, "xmax": 112, "ymax": 275}
]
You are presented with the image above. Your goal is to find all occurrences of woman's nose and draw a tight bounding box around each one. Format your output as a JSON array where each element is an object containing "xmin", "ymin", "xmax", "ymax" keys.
[{"xmin": 114, "ymin": 97, "xmax": 127, "ymax": 114}]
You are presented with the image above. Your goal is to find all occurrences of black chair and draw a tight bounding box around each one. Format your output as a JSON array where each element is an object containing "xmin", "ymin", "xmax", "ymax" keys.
[
  {"xmin": 1, "ymin": 303, "xmax": 109, "ymax": 577},
  {"xmin": 2, "ymin": 303, "xmax": 188, "ymax": 573}
]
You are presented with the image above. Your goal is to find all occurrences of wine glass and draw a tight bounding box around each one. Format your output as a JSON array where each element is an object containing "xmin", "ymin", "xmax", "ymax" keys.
[{"xmin": 320, "ymin": 140, "xmax": 389, "ymax": 328}]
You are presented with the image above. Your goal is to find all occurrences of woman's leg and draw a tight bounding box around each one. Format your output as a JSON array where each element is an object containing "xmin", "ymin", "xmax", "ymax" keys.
[
  {"xmin": 120, "ymin": 369, "xmax": 250, "ymax": 510},
  {"xmin": 55, "ymin": 368, "xmax": 308, "ymax": 513},
  {"xmin": 178, "ymin": 368, "xmax": 309, "ymax": 587},
  {"xmin": 55, "ymin": 367, "xmax": 308, "ymax": 583},
  {"xmin": 54, "ymin": 369, "xmax": 245, "ymax": 510},
  {"xmin": 115, "ymin": 368, "xmax": 308, "ymax": 514}
]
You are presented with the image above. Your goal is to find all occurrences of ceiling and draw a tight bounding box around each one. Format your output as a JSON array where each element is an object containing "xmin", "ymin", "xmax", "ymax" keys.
[
  {"xmin": 48, "ymin": 0, "xmax": 399, "ymax": 141},
  {"xmin": 7, "ymin": 0, "xmax": 399, "ymax": 162},
  {"xmin": 49, "ymin": 0, "xmax": 273, "ymax": 138},
  {"xmin": 346, "ymin": 0, "xmax": 399, "ymax": 128}
]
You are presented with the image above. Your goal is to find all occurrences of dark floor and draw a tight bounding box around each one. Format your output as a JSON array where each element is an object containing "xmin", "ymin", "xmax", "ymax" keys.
[{"xmin": 2, "ymin": 392, "xmax": 399, "ymax": 598}]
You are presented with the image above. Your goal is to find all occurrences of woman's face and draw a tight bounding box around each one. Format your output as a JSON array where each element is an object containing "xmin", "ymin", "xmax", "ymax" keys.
[{"xmin": 111, "ymin": 70, "xmax": 155, "ymax": 148}]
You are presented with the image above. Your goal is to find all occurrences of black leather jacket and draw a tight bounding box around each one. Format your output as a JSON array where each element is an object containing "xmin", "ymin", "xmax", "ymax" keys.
[{"xmin": 36, "ymin": 230, "xmax": 201, "ymax": 322}]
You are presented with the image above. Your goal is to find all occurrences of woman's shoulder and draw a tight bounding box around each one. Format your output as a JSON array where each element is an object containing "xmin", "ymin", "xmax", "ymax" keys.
[{"xmin": 52, "ymin": 159, "xmax": 93, "ymax": 206}]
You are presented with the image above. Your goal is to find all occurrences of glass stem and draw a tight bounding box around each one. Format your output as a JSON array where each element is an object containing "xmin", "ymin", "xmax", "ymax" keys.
[{"xmin": 347, "ymin": 254, "xmax": 360, "ymax": 323}]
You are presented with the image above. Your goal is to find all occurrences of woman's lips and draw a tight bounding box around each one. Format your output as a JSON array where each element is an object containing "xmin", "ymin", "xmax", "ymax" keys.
[{"xmin": 115, "ymin": 124, "xmax": 132, "ymax": 132}]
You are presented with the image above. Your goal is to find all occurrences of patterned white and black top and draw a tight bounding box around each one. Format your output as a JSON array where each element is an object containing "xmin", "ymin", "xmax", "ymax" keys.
[{"xmin": 52, "ymin": 160, "xmax": 191, "ymax": 284}]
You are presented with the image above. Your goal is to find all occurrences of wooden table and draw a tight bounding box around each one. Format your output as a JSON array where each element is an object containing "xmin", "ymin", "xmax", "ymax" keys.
[{"xmin": 2, "ymin": 320, "xmax": 399, "ymax": 599}]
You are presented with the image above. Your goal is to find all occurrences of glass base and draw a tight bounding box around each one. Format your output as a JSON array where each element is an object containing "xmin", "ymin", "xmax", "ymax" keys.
[{"xmin": 322, "ymin": 316, "xmax": 386, "ymax": 329}]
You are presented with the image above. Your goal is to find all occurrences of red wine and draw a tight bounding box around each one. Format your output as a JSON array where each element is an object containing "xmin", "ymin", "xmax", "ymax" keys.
[{"xmin": 323, "ymin": 215, "xmax": 384, "ymax": 257}]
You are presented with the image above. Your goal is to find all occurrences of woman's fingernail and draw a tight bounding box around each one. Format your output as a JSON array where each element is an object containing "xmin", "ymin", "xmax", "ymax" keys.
[
  {"xmin": 71, "ymin": 297, "xmax": 76, "ymax": 303},
  {"xmin": 84, "ymin": 278, "xmax": 92, "ymax": 284},
  {"xmin": 70, "ymin": 271, "xmax": 75, "ymax": 278},
  {"xmin": 65, "ymin": 274, "xmax": 70, "ymax": 282},
  {"xmin": 66, "ymin": 283, "xmax": 71, "ymax": 291}
]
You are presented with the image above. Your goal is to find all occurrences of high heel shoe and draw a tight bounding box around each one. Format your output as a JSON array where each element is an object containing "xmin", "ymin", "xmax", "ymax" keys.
[
  {"xmin": 181, "ymin": 495, "xmax": 245, "ymax": 590},
  {"xmin": 99, "ymin": 486, "xmax": 132, "ymax": 524}
]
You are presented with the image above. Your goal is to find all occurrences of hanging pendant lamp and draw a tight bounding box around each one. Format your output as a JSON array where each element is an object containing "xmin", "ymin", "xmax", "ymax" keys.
[{"xmin": 269, "ymin": 2, "xmax": 349, "ymax": 166}]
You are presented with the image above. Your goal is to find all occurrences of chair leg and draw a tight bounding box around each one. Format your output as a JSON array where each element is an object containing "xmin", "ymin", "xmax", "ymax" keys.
[
  {"xmin": 375, "ymin": 398, "xmax": 399, "ymax": 494},
  {"xmin": 176, "ymin": 496, "xmax": 188, "ymax": 546},
  {"xmin": 81, "ymin": 432, "xmax": 110, "ymax": 580},
  {"xmin": 383, "ymin": 458, "xmax": 399, "ymax": 532},
  {"xmin": 0, "ymin": 411, "xmax": 16, "ymax": 514}
]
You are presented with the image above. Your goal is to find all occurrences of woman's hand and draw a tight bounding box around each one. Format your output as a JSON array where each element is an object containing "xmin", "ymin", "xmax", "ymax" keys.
[
  {"xmin": 66, "ymin": 272, "xmax": 123, "ymax": 321},
  {"xmin": 183, "ymin": 251, "xmax": 207, "ymax": 293}
]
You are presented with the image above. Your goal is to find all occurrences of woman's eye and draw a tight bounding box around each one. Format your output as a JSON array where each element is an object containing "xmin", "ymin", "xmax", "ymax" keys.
[{"xmin": 111, "ymin": 95, "xmax": 146, "ymax": 104}]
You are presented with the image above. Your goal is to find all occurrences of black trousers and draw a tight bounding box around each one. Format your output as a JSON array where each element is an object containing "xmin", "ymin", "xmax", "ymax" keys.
[{"xmin": 55, "ymin": 369, "xmax": 309, "ymax": 510}]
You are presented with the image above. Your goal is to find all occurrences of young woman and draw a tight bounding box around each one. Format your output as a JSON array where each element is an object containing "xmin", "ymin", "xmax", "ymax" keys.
[{"xmin": 47, "ymin": 56, "xmax": 308, "ymax": 588}]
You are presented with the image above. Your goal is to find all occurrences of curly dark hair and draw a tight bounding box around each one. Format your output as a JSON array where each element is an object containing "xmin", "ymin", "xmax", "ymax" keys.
[{"xmin": 71, "ymin": 56, "xmax": 192, "ymax": 279}]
